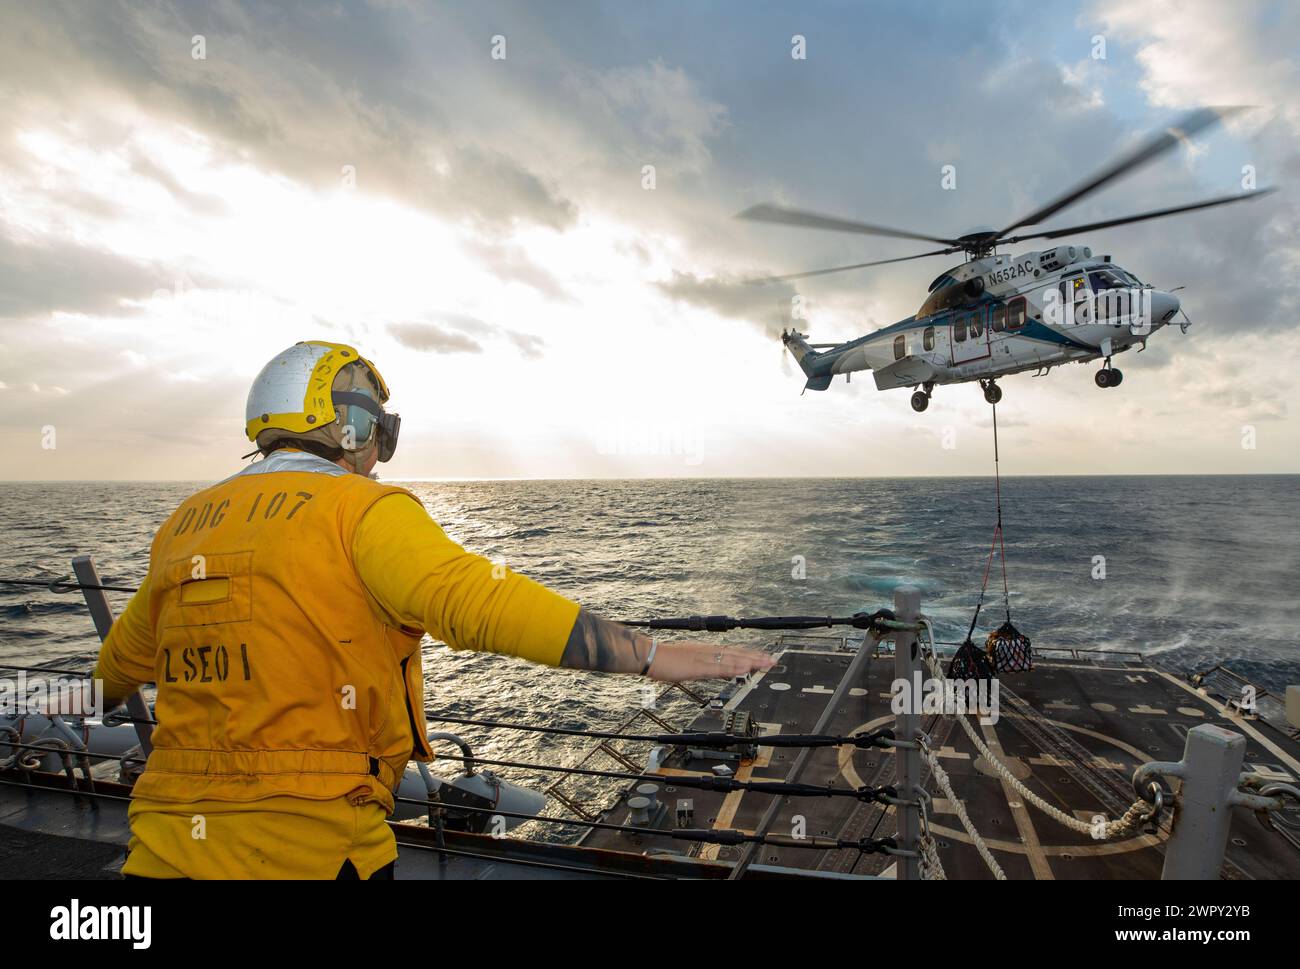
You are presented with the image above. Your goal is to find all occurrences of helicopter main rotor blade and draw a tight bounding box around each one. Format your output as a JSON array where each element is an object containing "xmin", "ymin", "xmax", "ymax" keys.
[
  {"xmin": 746, "ymin": 246, "xmax": 959, "ymax": 284},
  {"xmin": 993, "ymin": 106, "xmax": 1248, "ymax": 241},
  {"xmin": 736, "ymin": 203, "xmax": 962, "ymax": 247},
  {"xmin": 1002, "ymin": 188, "xmax": 1276, "ymax": 244}
]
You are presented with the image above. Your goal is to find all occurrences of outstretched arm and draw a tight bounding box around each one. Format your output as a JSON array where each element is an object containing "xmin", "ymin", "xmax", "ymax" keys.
[
  {"xmin": 559, "ymin": 608, "xmax": 775, "ymax": 681},
  {"xmin": 354, "ymin": 495, "xmax": 775, "ymax": 680}
]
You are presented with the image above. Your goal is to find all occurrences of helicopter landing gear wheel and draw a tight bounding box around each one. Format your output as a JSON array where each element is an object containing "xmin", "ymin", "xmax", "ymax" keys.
[
  {"xmin": 1109, "ymin": 367, "xmax": 1123, "ymax": 386},
  {"xmin": 982, "ymin": 380, "xmax": 1002, "ymax": 405},
  {"xmin": 1095, "ymin": 367, "xmax": 1122, "ymax": 388},
  {"xmin": 910, "ymin": 390, "xmax": 929, "ymax": 412}
]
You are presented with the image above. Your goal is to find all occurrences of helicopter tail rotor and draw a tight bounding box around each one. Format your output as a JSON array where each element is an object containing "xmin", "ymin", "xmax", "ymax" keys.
[{"xmin": 780, "ymin": 328, "xmax": 821, "ymax": 375}]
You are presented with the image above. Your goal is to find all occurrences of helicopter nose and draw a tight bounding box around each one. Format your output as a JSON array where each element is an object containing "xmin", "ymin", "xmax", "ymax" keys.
[{"xmin": 1149, "ymin": 290, "xmax": 1180, "ymax": 326}]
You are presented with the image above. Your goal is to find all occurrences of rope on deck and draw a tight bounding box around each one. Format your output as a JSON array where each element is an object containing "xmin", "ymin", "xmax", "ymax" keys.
[
  {"xmin": 917, "ymin": 617, "xmax": 1158, "ymax": 843},
  {"xmin": 918, "ymin": 733, "xmax": 1002, "ymax": 880}
]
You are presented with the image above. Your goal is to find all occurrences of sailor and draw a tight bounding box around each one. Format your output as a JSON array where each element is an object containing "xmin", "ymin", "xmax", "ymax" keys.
[{"xmin": 93, "ymin": 340, "xmax": 774, "ymax": 880}]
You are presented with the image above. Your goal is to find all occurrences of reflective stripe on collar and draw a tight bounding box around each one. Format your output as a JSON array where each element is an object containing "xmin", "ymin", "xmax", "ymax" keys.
[{"xmin": 226, "ymin": 450, "xmax": 350, "ymax": 482}]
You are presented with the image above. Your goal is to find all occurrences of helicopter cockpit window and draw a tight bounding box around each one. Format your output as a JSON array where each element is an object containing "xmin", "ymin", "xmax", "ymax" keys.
[
  {"xmin": 991, "ymin": 304, "xmax": 1006, "ymax": 332},
  {"xmin": 893, "ymin": 334, "xmax": 906, "ymax": 360},
  {"xmin": 1007, "ymin": 297, "xmax": 1027, "ymax": 330},
  {"xmin": 923, "ymin": 325, "xmax": 935, "ymax": 351},
  {"xmin": 1060, "ymin": 274, "xmax": 1089, "ymax": 304},
  {"xmin": 1089, "ymin": 269, "xmax": 1128, "ymax": 291}
]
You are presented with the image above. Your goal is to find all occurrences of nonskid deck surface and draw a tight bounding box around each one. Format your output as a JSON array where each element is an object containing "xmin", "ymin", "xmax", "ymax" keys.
[{"xmin": 579, "ymin": 647, "xmax": 1300, "ymax": 879}]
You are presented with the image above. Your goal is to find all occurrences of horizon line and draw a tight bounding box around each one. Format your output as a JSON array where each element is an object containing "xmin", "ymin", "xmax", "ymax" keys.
[{"xmin": 2, "ymin": 471, "xmax": 1297, "ymax": 484}]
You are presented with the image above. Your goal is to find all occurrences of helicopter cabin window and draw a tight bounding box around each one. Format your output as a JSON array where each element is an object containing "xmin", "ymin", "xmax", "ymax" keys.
[
  {"xmin": 893, "ymin": 334, "xmax": 906, "ymax": 360},
  {"xmin": 953, "ymin": 317, "xmax": 967, "ymax": 342},
  {"xmin": 923, "ymin": 325, "xmax": 935, "ymax": 351},
  {"xmin": 969, "ymin": 313, "xmax": 983, "ymax": 339},
  {"xmin": 991, "ymin": 304, "xmax": 1007, "ymax": 332},
  {"xmin": 1007, "ymin": 297, "xmax": 1027, "ymax": 330}
]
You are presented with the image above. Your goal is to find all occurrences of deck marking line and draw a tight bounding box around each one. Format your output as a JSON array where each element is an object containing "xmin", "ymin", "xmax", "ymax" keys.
[{"xmin": 978, "ymin": 719, "xmax": 1054, "ymax": 880}]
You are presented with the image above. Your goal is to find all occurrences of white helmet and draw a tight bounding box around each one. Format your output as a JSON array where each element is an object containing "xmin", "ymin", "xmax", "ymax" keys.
[{"xmin": 245, "ymin": 341, "xmax": 400, "ymax": 463}]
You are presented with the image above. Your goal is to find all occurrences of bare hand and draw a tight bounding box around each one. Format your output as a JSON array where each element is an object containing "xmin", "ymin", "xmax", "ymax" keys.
[{"xmin": 646, "ymin": 641, "xmax": 776, "ymax": 682}]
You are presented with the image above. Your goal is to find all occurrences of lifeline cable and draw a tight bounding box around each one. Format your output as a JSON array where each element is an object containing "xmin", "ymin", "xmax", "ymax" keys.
[
  {"xmin": 0, "ymin": 662, "xmax": 899, "ymax": 748},
  {"xmin": 0, "ymin": 577, "xmax": 139, "ymax": 594},
  {"xmin": 420, "ymin": 748, "xmax": 899, "ymax": 803},
  {"xmin": 390, "ymin": 792, "xmax": 901, "ymax": 856},
  {"xmin": 619, "ymin": 611, "xmax": 910, "ymax": 633},
  {"xmin": 421, "ymin": 712, "xmax": 898, "ymax": 751},
  {"xmin": 0, "ymin": 573, "xmax": 930, "ymax": 641}
]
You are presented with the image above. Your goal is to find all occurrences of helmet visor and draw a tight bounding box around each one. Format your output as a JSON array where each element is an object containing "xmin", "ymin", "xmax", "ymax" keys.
[{"xmin": 332, "ymin": 390, "xmax": 398, "ymax": 461}]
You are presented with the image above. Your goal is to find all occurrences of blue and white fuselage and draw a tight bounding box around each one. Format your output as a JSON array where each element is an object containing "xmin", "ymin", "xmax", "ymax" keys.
[{"xmin": 785, "ymin": 244, "xmax": 1183, "ymax": 405}]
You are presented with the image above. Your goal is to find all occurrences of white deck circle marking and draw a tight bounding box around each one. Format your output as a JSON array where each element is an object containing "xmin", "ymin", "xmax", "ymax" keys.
[{"xmin": 768, "ymin": 682, "xmax": 791, "ymax": 691}]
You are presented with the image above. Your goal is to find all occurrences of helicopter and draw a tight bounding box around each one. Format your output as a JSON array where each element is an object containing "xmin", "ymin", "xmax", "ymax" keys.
[{"xmin": 740, "ymin": 107, "xmax": 1275, "ymax": 411}]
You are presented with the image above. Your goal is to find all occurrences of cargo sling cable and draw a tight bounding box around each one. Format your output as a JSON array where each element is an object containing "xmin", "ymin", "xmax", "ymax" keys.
[{"xmin": 951, "ymin": 399, "xmax": 1032, "ymax": 680}]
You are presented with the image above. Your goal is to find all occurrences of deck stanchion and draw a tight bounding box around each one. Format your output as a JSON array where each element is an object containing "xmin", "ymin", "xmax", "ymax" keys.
[
  {"xmin": 1161, "ymin": 724, "xmax": 1245, "ymax": 880},
  {"xmin": 72, "ymin": 556, "xmax": 154, "ymax": 756},
  {"xmin": 893, "ymin": 586, "xmax": 922, "ymax": 880}
]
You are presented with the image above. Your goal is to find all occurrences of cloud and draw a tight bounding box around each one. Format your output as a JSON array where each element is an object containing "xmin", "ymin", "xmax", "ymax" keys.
[
  {"xmin": 655, "ymin": 270, "xmax": 797, "ymax": 336},
  {"xmin": 566, "ymin": 59, "xmax": 728, "ymax": 176},
  {"xmin": 462, "ymin": 239, "xmax": 573, "ymax": 302},
  {"xmin": 1083, "ymin": 0, "xmax": 1300, "ymax": 334},
  {"xmin": 387, "ymin": 316, "xmax": 548, "ymax": 359},
  {"xmin": 0, "ymin": 230, "xmax": 165, "ymax": 320},
  {"xmin": 388, "ymin": 322, "xmax": 483, "ymax": 354},
  {"xmin": 128, "ymin": 148, "xmax": 229, "ymax": 217},
  {"xmin": 507, "ymin": 332, "xmax": 546, "ymax": 359},
  {"xmin": 2, "ymin": 0, "xmax": 1299, "ymax": 479},
  {"xmin": 0, "ymin": 1, "xmax": 581, "ymax": 232}
]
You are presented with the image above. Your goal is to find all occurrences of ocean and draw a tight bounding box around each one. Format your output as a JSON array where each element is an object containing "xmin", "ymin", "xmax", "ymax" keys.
[{"xmin": 2, "ymin": 475, "xmax": 1297, "ymax": 836}]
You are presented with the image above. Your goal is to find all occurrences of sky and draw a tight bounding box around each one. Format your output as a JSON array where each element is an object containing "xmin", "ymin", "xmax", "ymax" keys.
[{"xmin": 1, "ymin": 0, "xmax": 1298, "ymax": 480}]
